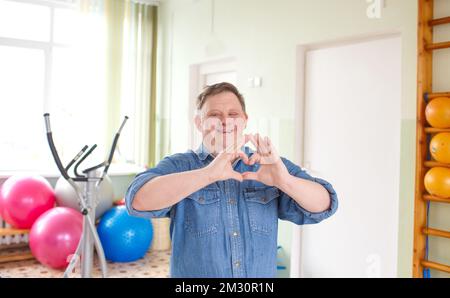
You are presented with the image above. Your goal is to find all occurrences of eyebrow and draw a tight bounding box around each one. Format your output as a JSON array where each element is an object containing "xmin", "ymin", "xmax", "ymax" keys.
[
  {"xmin": 206, "ymin": 110, "xmax": 223, "ymax": 115},
  {"xmin": 206, "ymin": 109, "xmax": 242, "ymax": 114}
]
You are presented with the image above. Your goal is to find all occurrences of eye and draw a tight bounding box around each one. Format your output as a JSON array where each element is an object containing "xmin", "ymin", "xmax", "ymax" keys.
[{"xmin": 229, "ymin": 112, "xmax": 239, "ymax": 117}]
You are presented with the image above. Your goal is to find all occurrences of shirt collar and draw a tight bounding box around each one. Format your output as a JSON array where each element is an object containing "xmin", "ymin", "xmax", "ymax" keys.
[{"xmin": 195, "ymin": 143, "xmax": 211, "ymax": 161}]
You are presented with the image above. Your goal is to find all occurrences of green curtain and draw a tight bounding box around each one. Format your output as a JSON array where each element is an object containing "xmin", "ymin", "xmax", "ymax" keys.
[{"xmin": 103, "ymin": 0, "xmax": 158, "ymax": 168}]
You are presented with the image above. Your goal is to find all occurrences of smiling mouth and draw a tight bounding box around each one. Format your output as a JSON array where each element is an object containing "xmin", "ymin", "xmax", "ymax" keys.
[{"xmin": 216, "ymin": 128, "xmax": 235, "ymax": 134}]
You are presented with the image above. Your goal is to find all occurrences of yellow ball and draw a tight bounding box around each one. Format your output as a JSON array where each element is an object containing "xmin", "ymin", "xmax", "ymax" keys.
[
  {"xmin": 424, "ymin": 167, "xmax": 450, "ymax": 198},
  {"xmin": 430, "ymin": 133, "xmax": 450, "ymax": 164},
  {"xmin": 425, "ymin": 97, "xmax": 450, "ymax": 128}
]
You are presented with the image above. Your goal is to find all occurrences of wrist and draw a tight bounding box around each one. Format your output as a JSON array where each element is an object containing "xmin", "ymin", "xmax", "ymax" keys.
[
  {"xmin": 274, "ymin": 171, "xmax": 294, "ymax": 191},
  {"xmin": 202, "ymin": 165, "xmax": 218, "ymax": 184},
  {"xmin": 272, "ymin": 160, "xmax": 291, "ymax": 189}
]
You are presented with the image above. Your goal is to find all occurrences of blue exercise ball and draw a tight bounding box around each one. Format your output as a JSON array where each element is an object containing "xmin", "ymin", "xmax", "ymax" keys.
[{"xmin": 97, "ymin": 206, "xmax": 153, "ymax": 262}]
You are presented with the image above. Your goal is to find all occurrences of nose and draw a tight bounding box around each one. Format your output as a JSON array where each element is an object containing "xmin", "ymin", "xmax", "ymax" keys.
[
  {"xmin": 224, "ymin": 117, "xmax": 236, "ymax": 128},
  {"xmin": 216, "ymin": 117, "xmax": 230, "ymax": 130}
]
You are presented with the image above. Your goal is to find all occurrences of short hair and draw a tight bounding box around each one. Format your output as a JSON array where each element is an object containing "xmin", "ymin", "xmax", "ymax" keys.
[{"xmin": 196, "ymin": 82, "xmax": 246, "ymax": 113}]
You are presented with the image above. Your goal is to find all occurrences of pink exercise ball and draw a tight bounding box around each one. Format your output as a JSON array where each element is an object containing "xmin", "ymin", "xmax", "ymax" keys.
[
  {"xmin": 29, "ymin": 207, "xmax": 83, "ymax": 269},
  {"xmin": 0, "ymin": 175, "xmax": 56, "ymax": 229}
]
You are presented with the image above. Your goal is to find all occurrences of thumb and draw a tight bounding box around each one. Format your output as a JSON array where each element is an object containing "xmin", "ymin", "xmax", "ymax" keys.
[
  {"xmin": 242, "ymin": 171, "xmax": 259, "ymax": 181},
  {"xmin": 230, "ymin": 170, "xmax": 244, "ymax": 182}
]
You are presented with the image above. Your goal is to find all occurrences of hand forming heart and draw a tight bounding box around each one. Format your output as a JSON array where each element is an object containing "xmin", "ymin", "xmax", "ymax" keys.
[{"xmin": 204, "ymin": 127, "xmax": 290, "ymax": 186}]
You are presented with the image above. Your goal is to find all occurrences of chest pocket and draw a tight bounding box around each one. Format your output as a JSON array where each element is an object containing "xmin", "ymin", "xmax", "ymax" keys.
[
  {"xmin": 184, "ymin": 187, "xmax": 221, "ymax": 238},
  {"xmin": 244, "ymin": 186, "xmax": 280, "ymax": 235}
]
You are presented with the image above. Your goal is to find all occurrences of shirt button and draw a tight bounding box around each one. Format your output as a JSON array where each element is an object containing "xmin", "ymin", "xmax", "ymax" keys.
[
  {"xmin": 198, "ymin": 197, "xmax": 205, "ymax": 203},
  {"xmin": 262, "ymin": 197, "xmax": 267, "ymax": 202},
  {"xmin": 229, "ymin": 198, "xmax": 236, "ymax": 204},
  {"xmin": 232, "ymin": 231, "xmax": 238, "ymax": 237},
  {"xmin": 235, "ymin": 261, "xmax": 240, "ymax": 267}
]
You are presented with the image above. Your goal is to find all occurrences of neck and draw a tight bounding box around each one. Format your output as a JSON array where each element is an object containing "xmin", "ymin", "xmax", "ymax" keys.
[{"xmin": 202, "ymin": 144, "xmax": 242, "ymax": 162}]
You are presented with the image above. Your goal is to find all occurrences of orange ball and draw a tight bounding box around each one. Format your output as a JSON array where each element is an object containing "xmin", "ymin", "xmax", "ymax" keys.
[
  {"xmin": 430, "ymin": 133, "xmax": 450, "ymax": 163},
  {"xmin": 424, "ymin": 167, "xmax": 450, "ymax": 198},
  {"xmin": 425, "ymin": 97, "xmax": 450, "ymax": 128}
]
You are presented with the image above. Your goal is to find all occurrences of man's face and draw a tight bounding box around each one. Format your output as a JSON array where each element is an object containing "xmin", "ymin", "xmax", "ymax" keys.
[{"xmin": 195, "ymin": 91, "xmax": 248, "ymax": 155}]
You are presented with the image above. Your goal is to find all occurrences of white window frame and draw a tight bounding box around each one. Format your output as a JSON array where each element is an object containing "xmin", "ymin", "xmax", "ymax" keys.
[{"xmin": 0, "ymin": 0, "xmax": 76, "ymax": 113}]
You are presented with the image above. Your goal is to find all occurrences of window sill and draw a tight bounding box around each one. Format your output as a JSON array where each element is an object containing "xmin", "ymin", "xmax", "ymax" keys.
[{"xmin": 0, "ymin": 163, "xmax": 146, "ymax": 179}]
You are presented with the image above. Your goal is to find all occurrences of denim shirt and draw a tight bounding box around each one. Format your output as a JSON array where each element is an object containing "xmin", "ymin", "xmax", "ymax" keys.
[{"xmin": 125, "ymin": 145, "xmax": 338, "ymax": 278}]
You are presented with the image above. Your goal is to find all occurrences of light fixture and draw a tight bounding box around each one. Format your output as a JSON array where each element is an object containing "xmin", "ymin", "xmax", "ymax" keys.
[{"xmin": 205, "ymin": 0, "xmax": 226, "ymax": 57}]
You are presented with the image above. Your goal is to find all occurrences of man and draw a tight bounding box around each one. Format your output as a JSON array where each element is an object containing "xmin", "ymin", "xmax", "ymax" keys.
[{"xmin": 125, "ymin": 82, "xmax": 338, "ymax": 278}]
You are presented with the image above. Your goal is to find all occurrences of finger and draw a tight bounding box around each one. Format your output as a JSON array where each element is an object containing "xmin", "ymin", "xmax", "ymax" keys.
[
  {"xmin": 262, "ymin": 136, "xmax": 274, "ymax": 157},
  {"xmin": 256, "ymin": 134, "xmax": 269, "ymax": 154},
  {"xmin": 265, "ymin": 136, "xmax": 273, "ymax": 150},
  {"xmin": 248, "ymin": 153, "xmax": 261, "ymax": 165},
  {"xmin": 265, "ymin": 136, "xmax": 279, "ymax": 157},
  {"xmin": 242, "ymin": 171, "xmax": 259, "ymax": 181},
  {"xmin": 264, "ymin": 136, "xmax": 270, "ymax": 147},
  {"xmin": 263, "ymin": 136, "xmax": 272, "ymax": 154},
  {"xmin": 247, "ymin": 134, "xmax": 259, "ymax": 151},
  {"xmin": 223, "ymin": 131, "xmax": 246, "ymax": 154},
  {"xmin": 255, "ymin": 133, "xmax": 261, "ymax": 153},
  {"xmin": 227, "ymin": 150, "xmax": 240, "ymax": 161},
  {"xmin": 216, "ymin": 149, "xmax": 229, "ymax": 160},
  {"xmin": 236, "ymin": 128, "xmax": 249, "ymax": 150},
  {"xmin": 237, "ymin": 150, "xmax": 249, "ymax": 164},
  {"xmin": 222, "ymin": 147, "xmax": 245, "ymax": 163},
  {"xmin": 244, "ymin": 133, "xmax": 251, "ymax": 145},
  {"xmin": 230, "ymin": 171, "xmax": 243, "ymax": 182}
]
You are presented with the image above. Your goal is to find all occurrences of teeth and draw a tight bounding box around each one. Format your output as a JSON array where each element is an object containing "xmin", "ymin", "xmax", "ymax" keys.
[{"xmin": 216, "ymin": 129, "xmax": 234, "ymax": 133}]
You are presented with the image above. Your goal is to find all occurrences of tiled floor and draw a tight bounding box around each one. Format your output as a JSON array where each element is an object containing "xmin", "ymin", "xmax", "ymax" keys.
[{"xmin": 0, "ymin": 248, "xmax": 171, "ymax": 278}]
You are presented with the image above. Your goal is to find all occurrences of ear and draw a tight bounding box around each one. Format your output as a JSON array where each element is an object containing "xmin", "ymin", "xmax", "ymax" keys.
[{"xmin": 194, "ymin": 114, "xmax": 202, "ymax": 132}]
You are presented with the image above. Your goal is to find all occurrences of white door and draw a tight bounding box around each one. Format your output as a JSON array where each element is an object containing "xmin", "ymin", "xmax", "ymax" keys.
[{"xmin": 296, "ymin": 36, "xmax": 402, "ymax": 277}]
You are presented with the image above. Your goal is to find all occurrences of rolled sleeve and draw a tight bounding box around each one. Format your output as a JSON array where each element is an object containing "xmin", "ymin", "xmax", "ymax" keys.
[
  {"xmin": 278, "ymin": 158, "xmax": 338, "ymax": 225},
  {"xmin": 125, "ymin": 156, "xmax": 179, "ymax": 219}
]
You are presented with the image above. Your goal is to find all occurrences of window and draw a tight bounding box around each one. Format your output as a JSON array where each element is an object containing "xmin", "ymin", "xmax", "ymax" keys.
[
  {"xmin": 0, "ymin": 0, "xmax": 156, "ymax": 175},
  {"xmin": 0, "ymin": 0, "xmax": 111, "ymax": 174},
  {"xmin": 0, "ymin": 0, "xmax": 51, "ymax": 42}
]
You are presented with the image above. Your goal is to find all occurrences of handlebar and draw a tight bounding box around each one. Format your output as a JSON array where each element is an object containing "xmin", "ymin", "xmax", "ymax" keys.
[{"xmin": 43, "ymin": 113, "xmax": 128, "ymax": 180}]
